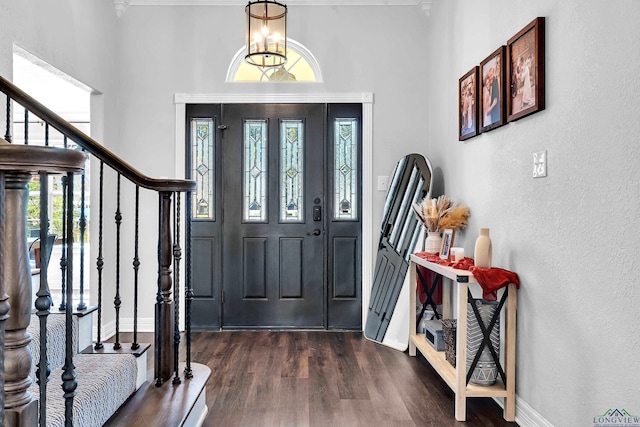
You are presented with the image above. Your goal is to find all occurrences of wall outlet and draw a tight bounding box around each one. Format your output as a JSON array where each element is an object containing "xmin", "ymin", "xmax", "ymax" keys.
[
  {"xmin": 377, "ymin": 175, "xmax": 389, "ymax": 191},
  {"xmin": 533, "ymin": 150, "xmax": 547, "ymax": 178}
]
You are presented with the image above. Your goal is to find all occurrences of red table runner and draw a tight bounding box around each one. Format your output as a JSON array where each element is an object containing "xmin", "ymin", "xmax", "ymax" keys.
[{"xmin": 414, "ymin": 251, "xmax": 519, "ymax": 301}]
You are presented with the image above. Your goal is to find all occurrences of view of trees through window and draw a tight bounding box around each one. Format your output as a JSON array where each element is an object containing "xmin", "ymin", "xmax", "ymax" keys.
[
  {"xmin": 13, "ymin": 45, "xmax": 93, "ymax": 304},
  {"xmin": 27, "ymin": 162, "xmax": 89, "ymax": 243}
]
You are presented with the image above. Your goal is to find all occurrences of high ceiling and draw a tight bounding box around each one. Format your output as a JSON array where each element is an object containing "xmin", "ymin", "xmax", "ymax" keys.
[{"xmin": 114, "ymin": 0, "xmax": 433, "ymax": 17}]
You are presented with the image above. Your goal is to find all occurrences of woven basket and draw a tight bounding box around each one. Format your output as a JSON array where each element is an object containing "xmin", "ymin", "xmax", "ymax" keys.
[{"xmin": 441, "ymin": 319, "xmax": 457, "ymax": 368}]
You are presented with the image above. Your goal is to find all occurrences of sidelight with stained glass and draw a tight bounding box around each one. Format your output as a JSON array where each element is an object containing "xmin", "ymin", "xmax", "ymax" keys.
[
  {"xmin": 334, "ymin": 118, "xmax": 358, "ymax": 220},
  {"xmin": 191, "ymin": 118, "xmax": 214, "ymax": 219},
  {"xmin": 280, "ymin": 120, "xmax": 304, "ymax": 222},
  {"xmin": 244, "ymin": 120, "xmax": 268, "ymax": 222}
]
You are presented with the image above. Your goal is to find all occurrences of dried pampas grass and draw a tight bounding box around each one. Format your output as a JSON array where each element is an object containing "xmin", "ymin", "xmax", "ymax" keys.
[
  {"xmin": 413, "ymin": 195, "xmax": 470, "ymax": 232},
  {"xmin": 438, "ymin": 204, "xmax": 470, "ymax": 231}
]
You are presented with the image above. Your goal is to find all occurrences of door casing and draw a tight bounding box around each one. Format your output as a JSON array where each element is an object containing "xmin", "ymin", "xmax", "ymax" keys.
[{"xmin": 174, "ymin": 92, "xmax": 374, "ymax": 330}]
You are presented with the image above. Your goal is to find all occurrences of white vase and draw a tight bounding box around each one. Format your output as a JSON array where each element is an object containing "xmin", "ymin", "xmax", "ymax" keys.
[
  {"xmin": 474, "ymin": 228, "xmax": 492, "ymax": 268},
  {"xmin": 424, "ymin": 231, "xmax": 442, "ymax": 254},
  {"xmin": 466, "ymin": 300, "xmax": 500, "ymax": 386}
]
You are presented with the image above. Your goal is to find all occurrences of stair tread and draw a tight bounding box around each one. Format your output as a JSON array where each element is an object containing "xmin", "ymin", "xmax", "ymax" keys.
[
  {"xmin": 29, "ymin": 353, "xmax": 138, "ymax": 427},
  {"xmin": 104, "ymin": 363, "xmax": 211, "ymax": 427},
  {"xmin": 81, "ymin": 342, "xmax": 151, "ymax": 358},
  {"xmin": 31, "ymin": 305, "xmax": 99, "ymax": 317}
]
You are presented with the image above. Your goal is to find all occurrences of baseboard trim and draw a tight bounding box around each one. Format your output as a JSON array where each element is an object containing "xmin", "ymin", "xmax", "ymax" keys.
[
  {"xmin": 493, "ymin": 396, "xmax": 553, "ymax": 427},
  {"xmin": 94, "ymin": 317, "xmax": 156, "ymax": 342},
  {"xmin": 98, "ymin": 319, "xmax": 116, "ymax": 342},
  {"xmin": 119, "ymin": 317, "xmax": 156, "ymax": 333}
]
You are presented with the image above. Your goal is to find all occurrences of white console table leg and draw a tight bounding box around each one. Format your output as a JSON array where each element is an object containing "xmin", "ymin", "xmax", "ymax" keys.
[
  {"xmin": 455, "ymin": 281, "xmax": 468, "ymax": 421},
  {"xmin": 408, "ymin": 261, "xmax": 417, "ymax": 356},
  {"xmin": 504, "ymin": 282, "xmax": 517, "ymax": 421}
]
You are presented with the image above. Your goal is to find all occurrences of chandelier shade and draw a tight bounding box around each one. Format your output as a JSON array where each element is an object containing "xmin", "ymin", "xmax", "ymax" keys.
[{"xmin": 245, "ymin": 0, "xmax": 287, "ymax": 68}]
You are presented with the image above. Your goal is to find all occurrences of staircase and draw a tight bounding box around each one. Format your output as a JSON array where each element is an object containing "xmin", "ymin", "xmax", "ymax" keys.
[
  {"xmin": 0, "ymin": 75, "xmax": 210, "ymax": 426},
  {"xmin": 27, "ymin": 312, "xmax": 141, "ymax": 426}
]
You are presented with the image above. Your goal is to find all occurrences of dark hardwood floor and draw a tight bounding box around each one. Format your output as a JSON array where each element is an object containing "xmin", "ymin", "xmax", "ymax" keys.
[{"xmin": 186, "ymin": 331, "xmax": 517, "ymax": 427}]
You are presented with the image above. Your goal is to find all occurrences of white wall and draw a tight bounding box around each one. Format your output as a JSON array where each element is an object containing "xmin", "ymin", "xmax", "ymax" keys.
[
  {"xmin": 425, "ymin": 1, "xmax": 640, "ymax": 425},
  {"xmin": 0, "ymin": 0, "xmax": 120, "ymax": 331},
  {"xmin": 0, "ymin": 0, "xmax": 118, "ymax": 88}
]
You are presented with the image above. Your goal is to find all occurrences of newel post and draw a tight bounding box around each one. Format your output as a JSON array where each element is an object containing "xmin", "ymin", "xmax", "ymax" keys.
[
  {"xmin": 0, "ymin": 142, "xmax": 85, "ymax": 425},
  {"xmin": 155, "ymin": 192, "xmax": 174, "ymax": 384},
  {"xmin": 0, "ymin": 171, "xmax": 11, "ymax": 424},
  {"xmin": 2, "ymin": 171, "xmax": 39, "ymax": 426}
]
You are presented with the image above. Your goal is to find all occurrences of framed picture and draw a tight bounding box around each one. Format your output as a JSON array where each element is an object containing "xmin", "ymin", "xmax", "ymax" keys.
[
  {"xmin": 480, "ymin": 46, "xmax": 506, "ymax": 133},
  {"xmin": 507, "ymin": 17, "xmax": 545, "ymax": 122},
  {"xmin": 440, "ymin": 229, "xmax": 455, "ymax": 260},
  {"xmin": 458, "ymin": 67, "xmax": 479, "ymax": 141}
]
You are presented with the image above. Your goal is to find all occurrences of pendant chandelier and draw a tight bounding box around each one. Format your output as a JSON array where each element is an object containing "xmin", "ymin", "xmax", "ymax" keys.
[{"xmin": 245, "ymin": 0, "xmax": 288, "ymax": 68}]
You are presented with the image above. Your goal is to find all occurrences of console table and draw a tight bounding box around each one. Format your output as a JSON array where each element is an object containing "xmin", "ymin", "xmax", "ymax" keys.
[{"xmin": 408, "ymin": 254, "xmax": 517, "ymax": 421}]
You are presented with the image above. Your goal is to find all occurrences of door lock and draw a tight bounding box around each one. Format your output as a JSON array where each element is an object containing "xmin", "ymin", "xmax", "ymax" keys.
[{"xmin": 307, "ymin": 229, "xmax": 322, "ymax": 236}]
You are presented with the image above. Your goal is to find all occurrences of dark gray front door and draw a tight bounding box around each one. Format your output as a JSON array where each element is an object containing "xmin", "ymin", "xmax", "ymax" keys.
[
  {"xmin": 186, "ymin": 103, "xmax": 362, "ymax": 330},
  {"xmin": 222, "ymin": 103, "xmax": 325, "ymax": 328}
]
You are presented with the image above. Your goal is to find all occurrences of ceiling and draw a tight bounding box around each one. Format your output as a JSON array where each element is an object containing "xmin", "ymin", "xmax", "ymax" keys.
[{"xmin": 114, "ymin": 0, "xmax": 433, "ymax": 17}]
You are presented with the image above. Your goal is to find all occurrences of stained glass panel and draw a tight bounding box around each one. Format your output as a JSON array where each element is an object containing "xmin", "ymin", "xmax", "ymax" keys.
[
  {"xmin": 244, "ymin": 120, "xmax": 268, "ymax": 222},
  {"xmin": 280, "ymin": 120, "xmax": 304, "ymax": 222},
  {"xmin": 334, "ymin": 118, "xmax": 358, "ymax": 220},
  {"xmin": 191, "ymin": 118, "xmax": 214, "ymax": 219}
]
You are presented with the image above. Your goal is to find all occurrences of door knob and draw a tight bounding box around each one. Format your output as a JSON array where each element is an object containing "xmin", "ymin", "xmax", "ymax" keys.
[{"xmin": 307, "ymin": 229, "xmax": 322, "ymax": 236}]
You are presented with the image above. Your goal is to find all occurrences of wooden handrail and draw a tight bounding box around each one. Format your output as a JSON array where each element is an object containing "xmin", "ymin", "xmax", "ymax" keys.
[{"xmin": 0, "ymin": 75, "xmax": 195, "ymax": 193}]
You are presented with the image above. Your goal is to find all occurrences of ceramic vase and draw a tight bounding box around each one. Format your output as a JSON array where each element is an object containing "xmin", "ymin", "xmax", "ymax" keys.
[
  {"xmin": 424, "ymin": 231, "xmax": 442, "ymax": 254},
  {"xmin": 466, "ymin": 300, "xmax": 500, "ymax": 386},
  {"xmin": 474, "ymin": 227, "xmax": 492, "ymax": 268}
]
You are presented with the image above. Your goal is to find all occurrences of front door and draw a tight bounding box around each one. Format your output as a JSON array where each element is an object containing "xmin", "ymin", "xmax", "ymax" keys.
[
  {"xmin": 222, "ymin": 103, "xmax": 324, "ymax": 328},
  {"xmin": 186, "ymin": 103, "xmax": 362, "ymax": 330}
]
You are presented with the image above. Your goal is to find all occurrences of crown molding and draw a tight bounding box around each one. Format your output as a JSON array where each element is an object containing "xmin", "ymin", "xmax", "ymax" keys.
[
  {"xmin": 420, "ymin": 0, "xmax": 432, "ymax": 15},
  {"xmin": 115, "ymin": 0, "xmax": 432, "ymax": 16},
  {"xmin": 174, "ymin": 92, "xmax": 373, "ymax": 104},
  {"xmin": 114, "ymin": 0, "xmax": 131, "ymax": 17}
]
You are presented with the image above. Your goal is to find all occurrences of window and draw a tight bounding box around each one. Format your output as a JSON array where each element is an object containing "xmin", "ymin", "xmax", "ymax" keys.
[
  {"xmin": 280, "ymin": 120, "xmax": 304, "ymax": 222},
  {"xmin": 243, "ymin": 120, "xmax": 268, "ymax": 222},
  {"xmin": 227, "ymin": 39, "xmax": 322, "ymax": 83},
  {"xmin": 191, "ymin": 118, "xmax": 215, "ymax": 219},
  {"xmin": 333, "ymin": 118, "xmax": 358, "ymax": 220}
]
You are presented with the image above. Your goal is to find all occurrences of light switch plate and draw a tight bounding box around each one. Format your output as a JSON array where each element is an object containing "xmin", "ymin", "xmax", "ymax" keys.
[
  {"xmin": 533, "ymin": 150, "xmax": 547, "ymax": 178},
  {"xmin": 377, "ymin": 175, "xmax": 389, "ymax": 191}
]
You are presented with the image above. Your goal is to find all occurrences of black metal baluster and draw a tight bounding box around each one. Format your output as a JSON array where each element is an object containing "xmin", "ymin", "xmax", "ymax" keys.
[
  {"xmin": 94, "ymin": 162, "xmax": 104, "ymax": 350},
  {"xmin": 184, "ymin": 190, "xmax": 193, "ymax": 380},
  {"xmin": 5, "ymin": 97, "xmax": 12, "ymax": 143},
  {"xmin": 172, "ymin": 192, "xmax": 181, "ymax": 385},
  {"xmin": 114, "ymin": 173, "xmax": 122, "ymax": 350},
  {"xmin": 24, "ymin": 109, "xmax": 28, "ymax": 145},
  {"xmin": 131, "ymin": 185, "xmax": 140, "ymax": 351},
  {"xmin": 36, "ymin": 171, "xmax": 52, "ymax": 427},
  {"xmin": 44, "ymin": 123, "xmax": 49, "ymax": 146},
  {"xmin": 77, "ymin": 157, "xmax": 87, "ymax": 311},
  {"xmin": 58, "ymin": 174, "xmax": 68, "ymax": 311},
  {"xmin": 0, "ymin": 171, "xmax": 10, "ymax": 422},
  {"xmin": 155, "ymin": 193, "xmax": 164, "ymax": 387},
  {"xmin": 62, "ymin": 172, "xmax": 77, "ymax": 426}
]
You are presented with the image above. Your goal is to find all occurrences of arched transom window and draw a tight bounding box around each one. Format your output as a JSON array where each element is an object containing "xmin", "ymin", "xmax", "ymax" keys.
[{"xmin": 226, "ymin": 39, "xmax": 322, "ymax": 83}]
